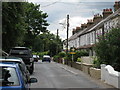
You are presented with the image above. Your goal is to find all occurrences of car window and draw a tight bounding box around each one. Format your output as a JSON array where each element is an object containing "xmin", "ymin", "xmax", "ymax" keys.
[
  {"xmin": 10, "ymin": 48, "xmax": 32, "ymax": 57},
  {"xmin": 0, "ymin": 67, "xmax": 20, "ymax": 86},
  {"xmin": 10, "ymin": 50, "xmax": 29, "ymax": 55}
]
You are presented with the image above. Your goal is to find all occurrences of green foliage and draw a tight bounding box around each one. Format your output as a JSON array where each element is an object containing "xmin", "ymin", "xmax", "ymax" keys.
[
  {"xmin": 58, "ymin": 52, "xmax": 66, "ymax": 58},
  {"xmin": 74, "ymin": 50, "xmax": 89, "ymax": 62},
  {"xmin": 53, "ymin": 55, "xmax": 60, "ymax": 62},
  {"xmin": 65, "ymin": 53, "xmax": 72, "ymax": 61},
  {"xmin": 77, "ymin": 58, "xmax": 81, "ymax": 62},
  {"xmin": 38, "ymin": 32, "xmax": 62, "ymax": 56},
  {"xmin": 94, "ymin": 28, "xmax": 120, "ymax": 71},
  {"xmin": 2, "ymin": 2, "xmax": 26, "ymax": 52},
  {"xmin": 92, "ymin": 57, "xmax": 104, "ymax": 69},
  {"xmin": 53, "ymin": 52, "xmax": 66, "ymax": 62},
  {"xmin": 24, "ymin": 2, "xmax": 49, "ymax": 48},
  {"xmin": 2, "ymin": 2, "xmax": 63, "ymax": 55}
]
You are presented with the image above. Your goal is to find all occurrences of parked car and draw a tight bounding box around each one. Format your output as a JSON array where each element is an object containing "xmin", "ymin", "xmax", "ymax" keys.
[
  {"xmin": 0, "ymin": 62, "xmax": 37, "ymax": 90},
  {"xmin": 33, "ymin": 55, "xmax": 39, "ymax": 62},
  {"xmin": 0, "ymin": 56, "xmax": 30, "ymax": 81},
  {"xmin": 42, "ymin": 55, "xmax": 51, "ymax": 63},
  {"xmin": 9, "ymin": 47, "xmax": 34, "ymax": 74}
]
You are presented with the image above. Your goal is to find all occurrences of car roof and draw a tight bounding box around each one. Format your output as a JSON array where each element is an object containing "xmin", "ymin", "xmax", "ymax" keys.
[
  {"xmin": 0, "ymin": 56, "xmax": 22, "ymax": 59},
  {"xmin": 43, "ymin": 55, "xmax": 50, "ymax": 58},
  {"xmin": 11, "ymin": 47, "xmax": 31, "ymax": 50},
  {"xmin": 0, "ymin": 56, "xmax": 24, "ymax": 63},
  {"xmin": 12, "ymin": 47, "xmax": 27, "ymax": 48},
  {"xmin": 0, "ymin": 62, "xmax": 18, "ymax": 68}
]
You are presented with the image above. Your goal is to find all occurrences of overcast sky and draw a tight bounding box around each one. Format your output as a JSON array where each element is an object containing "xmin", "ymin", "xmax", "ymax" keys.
[{"xmin": 28, "ymin": 0, "xmax": 116, "ymax": 40}]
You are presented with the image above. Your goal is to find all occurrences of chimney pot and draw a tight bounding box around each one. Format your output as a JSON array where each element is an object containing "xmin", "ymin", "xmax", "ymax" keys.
[
  {"xmin": 102, "ymin": 8, "xmax": 113, "ymax": 18},
  {"xmin": 114, "ymin": 1, "xmax": 120, "ymax": 11},
  {"xmin": 110, "ymin": 8, "xmax": 112, "ymax": 11}
]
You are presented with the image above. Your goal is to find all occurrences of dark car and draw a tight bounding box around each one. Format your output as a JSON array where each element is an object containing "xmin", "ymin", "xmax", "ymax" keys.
[
  {"xmin": 42, "ymin": 55, "xmax": 51, "ymax": 63},
  {"xmin": 9, "ymin": 47, "xmax": 34, "ymax": 74},
  {"xmin": 0, "ymin": 62, "xmax": 37, "ymax": 90}
]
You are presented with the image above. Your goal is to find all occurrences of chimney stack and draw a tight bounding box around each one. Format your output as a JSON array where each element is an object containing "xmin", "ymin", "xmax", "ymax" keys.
[
  {"xmin": 81, "ymin": 23, "xmax": 87, "ymax": 29},
  {"xmin": 102, "ymin": 8, "xmax": 113, "ymax": 19},
  {"xmin": 87, "ymin": 19, "xmax": 93, "ymax": 27},
  {"xmin": 76, "ymin": 27, "xmax": 81, "ymax": 33},
  {"xmin": 72, "ymin": 28, "xmax": 76, "ymax": 35},
  {"xmin": 114, "ymin": 1, "xmax": 120, "ymax": 11},
  {"xmin": 93, "ymin": 14, "xmax": 102, "ymax": 24}
]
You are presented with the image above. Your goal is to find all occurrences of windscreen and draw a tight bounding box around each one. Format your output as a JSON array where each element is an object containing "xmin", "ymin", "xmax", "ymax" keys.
[
  {"xmin": 10, "ymin": 48, "xmax": 30, "ymax": 56},
  {"xmin": 0, "ymin": 67, "xmax": 20, "ymax": 86}
]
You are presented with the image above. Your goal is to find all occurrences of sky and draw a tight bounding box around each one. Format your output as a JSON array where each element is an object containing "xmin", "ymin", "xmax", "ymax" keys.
[{"xmin": 28, "ymin": 0, "xmax": 116, "ymax": 40}]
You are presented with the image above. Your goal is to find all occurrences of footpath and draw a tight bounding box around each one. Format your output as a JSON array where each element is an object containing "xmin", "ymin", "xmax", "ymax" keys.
[{"xmin": 56, "ymin": 62, "xmax": 115, "ymax": 88}]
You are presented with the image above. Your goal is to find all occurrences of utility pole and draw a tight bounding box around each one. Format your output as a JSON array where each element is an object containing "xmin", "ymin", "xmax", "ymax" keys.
[
  {"xmin": 56, "ymin": 29, "xmax": 59, "ymax": 54},
  {"xmin": 66, "ymin": 14, "xmax": 69, "ymax": 54}
]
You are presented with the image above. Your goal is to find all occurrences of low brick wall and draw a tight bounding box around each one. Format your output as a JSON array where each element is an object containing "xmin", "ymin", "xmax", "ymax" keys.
[
  {"xmin": 82, "ymin": 63, "xmax": 93, "ymax": 75},
  {"xmin": 90, "ymin": 67, "xmax": 101, "ymax": 79},
  {"xmin": 63, "ymin": 57, "xmax": 101, "ymax": 80},
  {"xmin": 72, "ymin": 62, "xmax": 82, "ymax": 70}
]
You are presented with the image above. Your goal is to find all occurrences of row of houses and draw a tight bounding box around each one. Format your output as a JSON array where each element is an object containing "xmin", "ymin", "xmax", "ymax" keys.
[{"xmin": 63, "ymin": 1, "xmax": 120, "ymax": 56}]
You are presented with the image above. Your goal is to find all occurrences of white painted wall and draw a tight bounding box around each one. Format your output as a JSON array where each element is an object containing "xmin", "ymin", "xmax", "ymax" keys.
[
  {"xmin": 104, "ymin": 17, "xmax": 119, "ymax": 32},
  {"xmin": 101, "ymin": 64, "xmax": 120, "ymax": 88}
]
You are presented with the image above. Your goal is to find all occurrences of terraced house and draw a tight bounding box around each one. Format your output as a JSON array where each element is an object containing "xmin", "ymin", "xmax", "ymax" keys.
[{"xmin": 63, "ymin": 1, "xmax": 120, "ymax": 56}]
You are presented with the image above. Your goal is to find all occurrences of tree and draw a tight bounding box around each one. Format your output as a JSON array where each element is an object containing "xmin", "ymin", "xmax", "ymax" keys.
[
  {"xmin": 94, "ymin": 28, "xmax": 120, "ymax": 71},
  {"xmin": 2, "ymin": 2, "xmax": 26, "ymax": 52},
  {"xmin": 24, "ymin": 2, "xmax": 49, "ymax": 48},
  {"xmin": 2, "ymin": 2, "xmax": 49, "ymax": 52},
  {"xmin": 34, "ymin": 32, "xmax": 63, "ymax": 56}
]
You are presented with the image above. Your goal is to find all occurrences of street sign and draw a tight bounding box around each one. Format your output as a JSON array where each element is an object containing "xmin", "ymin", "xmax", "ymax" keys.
[
  {"xmin": 70, "ymin": 52, "xmax": 76, "ymax": 54},
  {"xmin": 70, "ymin": 47, "xmax": 76, "ymax": 54}
]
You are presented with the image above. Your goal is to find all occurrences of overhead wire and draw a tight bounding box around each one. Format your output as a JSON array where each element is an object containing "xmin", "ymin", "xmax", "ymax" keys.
[
  {"xmin": 41, "ymin": 0, "xmax": 61, "ymax": 8},
  {"xmin": 41, "ymin": 1, "xmax": 82, "ymax": 8}
]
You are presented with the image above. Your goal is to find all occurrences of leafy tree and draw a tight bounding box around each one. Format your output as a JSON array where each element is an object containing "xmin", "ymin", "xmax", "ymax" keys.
[
  {"xmin": 2, "ymin": 2, "xmax": 26, "ymax": 52},
  {"xmin": 36, "ymin": 32, "xmax": 62, "ymax": 56},
  {"xmin": 24, "ymin": 2, "xmax": 49, "ymax": 47},
  {"xmin": 94, "ymin": 28, "xmax": 120, "ymax": 71}
]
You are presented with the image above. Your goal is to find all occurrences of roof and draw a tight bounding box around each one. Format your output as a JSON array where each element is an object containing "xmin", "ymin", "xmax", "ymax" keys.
[{"xmin": 68, "ymin": 8, "xmax": 120, "ymax": 41}]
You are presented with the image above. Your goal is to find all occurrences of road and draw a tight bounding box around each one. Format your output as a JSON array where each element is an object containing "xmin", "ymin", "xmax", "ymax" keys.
[{"xmin": 30, "ymin": 60, "xmax": 114, "ymax": 88}]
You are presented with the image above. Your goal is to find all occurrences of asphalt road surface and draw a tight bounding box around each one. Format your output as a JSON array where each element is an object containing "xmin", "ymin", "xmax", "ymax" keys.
[{"xmin": 30, "ymin": 60, "xmax": 114, "ymax": 88}]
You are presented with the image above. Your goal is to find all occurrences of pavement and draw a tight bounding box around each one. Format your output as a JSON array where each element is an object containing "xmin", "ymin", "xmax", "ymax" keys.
[{"xmin": 55, "ymin": 62, "xmax": 115, "ymax": 88}]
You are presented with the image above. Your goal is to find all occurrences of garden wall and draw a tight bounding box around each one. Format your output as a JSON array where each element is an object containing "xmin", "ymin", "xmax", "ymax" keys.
[
  {"xmin": 64, "ymin": 56, "xmax": 101, "ymax": 80},
  {"xmin": 101, "ymin": 64, "xmax": 120, "ymax": 88},
  {"xmin": 89, "ymin": 67, "xmax": 101, "ymax": 79}
]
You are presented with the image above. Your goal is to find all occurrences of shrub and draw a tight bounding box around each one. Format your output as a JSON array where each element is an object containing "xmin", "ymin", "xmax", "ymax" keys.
[
  {"xmin": 53, "ymin": 55, "xmax": 60, "ymax": 62},
  {"xmin": 74, "ymin": 50, "xmax": 89, "ymax": 62},
  {"xmin": 58, "ymin": 52, "xmax": 66, "ymax": 58},
  {"xmin": 94, "ymin": 28, "xmax": 120, "ymax": 71},
  {"xmin": 77, "ymin": 58, "xmax": 81, "ymax": 62}
]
